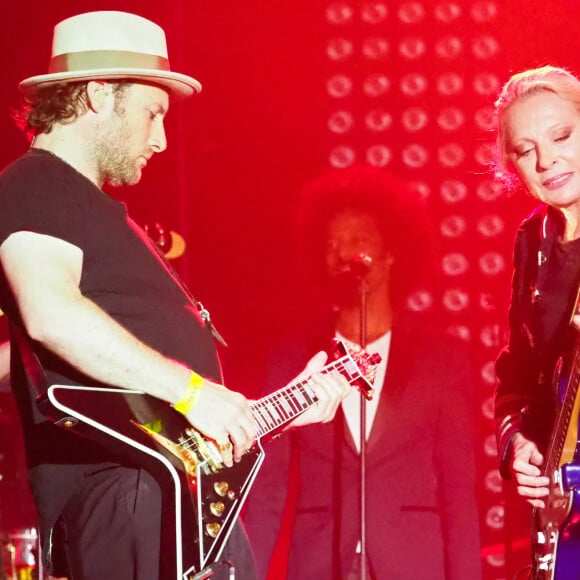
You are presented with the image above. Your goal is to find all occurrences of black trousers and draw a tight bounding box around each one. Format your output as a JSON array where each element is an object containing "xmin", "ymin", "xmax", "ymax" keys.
[
  {"xmin": 50, "ymin": 465, "xmax": 161, "ymax": 579},
  {"xmin": 46, "ymin": 464, "xmax": 257, "ymax": 580}
]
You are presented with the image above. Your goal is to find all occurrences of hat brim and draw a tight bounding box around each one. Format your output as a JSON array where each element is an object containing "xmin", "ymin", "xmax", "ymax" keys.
[{"xmin": 19, "ymin": 68, "xmax": 201, "ymax": 99}]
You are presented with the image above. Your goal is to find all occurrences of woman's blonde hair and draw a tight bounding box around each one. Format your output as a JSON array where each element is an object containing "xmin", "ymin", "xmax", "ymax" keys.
[{"xmin": 494, "ymin": 65, "xmax": 580, "ymax": 188}]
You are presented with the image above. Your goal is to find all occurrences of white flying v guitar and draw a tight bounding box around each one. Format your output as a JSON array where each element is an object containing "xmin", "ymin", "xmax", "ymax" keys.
[{"xmin": 37, "ymin": 339, "xmax": 380, "ymax": 579}]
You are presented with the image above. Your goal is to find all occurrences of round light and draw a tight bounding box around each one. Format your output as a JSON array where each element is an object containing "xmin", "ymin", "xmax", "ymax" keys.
[
  {"xmin": 479, "ymin": 252, "xmax": 505, "ymax": 275},
  {"xmin": 442, "ymin": 253, "xmax": 469, "ymax": 276},
  {"xmin": 438, "ymin": 143, "xmax": 465, "ymax": 167},
  {"xmin": 479, "ymin": 292, "xmax": 498, "ymax": 312},
  {"xmin": 362, "ymin": 37, "xmax": 390, "ymax": 60},
  {"xmin": 480, "ymin": 324, "xmax": 501, "ymax": 348},
  {"xmin": 485, "ymin": 504, "xmax": 504, "ymax": 530},
  {"xmin": 435, "ymin": 36, "xmax": 463, "ymax": 59},
  {"xmin": 434, "ymin": 2, "xmax": 462, "ymax": 23},
  {"xmin": 442, "ymin": 288, "xmax": 469, "ymax": 312},
  {"xmin": 399, "ymin": 37, "xmax": 427, "ymax": 60},
  {"xmin": 363, "ymin": 73, "xmax": 391, "ymax": 97},
  {"xmin": 402, "ymin": 144, "xmax": 429, "ymax": 168},
  {"xmin": 326, "ymin": 75, "xmax": 354, "ymax": 98},
  {"xmin": 398, "ymin": 2, "xmax": 426, "ymax": 24},
  {"xmin": 365, "ymin": 109, "xmax": 393, "ymax": 132},
  {"xmin": 477, "ymin": 179, "xmax": 503, "ymax": 202},
  {"xmin": 471, "ymin": 1, "xmax": 498, "ymax": 23},
  {"xmin": 437, "ymin": 73, "xmax": 464, "ymax": 96},
  {"xmin": 485, "ymin": 553, "xmax": 506, "ymax": 569},
  {"xmin": 481, "ymin": 396, "xmax": 494, "ymax": 420},
  {"xmin": 328, "ymin": 111, "xmax": 355, "ymax": 134},
  {"xmin": 329, "ymin": 145, "xmax": 356, "ymax": 168},
  {"xmin": 440, "ymin": 180, "xmax": 468, "ymax": 203},
  {"xmin": 483, "ymin": 434, "xmax": 498, "ymax": 457},
  {"xmin": 473, "ymin": 72, "xmax": 500, "ymax": 95},
  {"xmin": 406, "ymin": 289, "xmax": 433, "ymax": 312},
  {"xmin": 472, "ymin": 35, "xmax": 500, "ymax": 60},
  {"xmin": 325, "ymin": 2, "xmax": 355, "ymax": 24},
  {"xmin": 474, "ymin": 106, "xmax": 495, "ymax": 131},
  {"xmin": 400, "ymin": 73, "xmax": 428, "ymax": 96},
  {"xmin": 477, "ymin": 214, "xmax": 504, "ymax": 237},
  {"xmin": 326, "ymin": 38, "xmax": 354, "ymax": 61},
  {"xmin": 480, "ymin": 361, "xmax": 496, "ymax": 385},
  {"xmin": 408, "ymin": 181, "xmax": 431, "ymax": 198},
  {"xmin": 484, "ymin": 469, "xmax": 503, "ymax": 493},
  {"xmin": 366, "ymin": 144, "xmax": 392, "ymax": 167},
  {"xmin": 446, "ymin": 324, "xmax": 471, "ymax": 341},
  {"xmin": 401, "ymin": 107, "xmax": 428, "ymax": 132},
  {"xmin": 437, "ymin": 107, "xmax": 465, "ymax": 131},
  {"xmin": 361, "ymin": 2, "xmax": 389, "ymax": 24},
  {"xmin": 440, "ymin": 215, "xmax": 467, "ymax": 238}
]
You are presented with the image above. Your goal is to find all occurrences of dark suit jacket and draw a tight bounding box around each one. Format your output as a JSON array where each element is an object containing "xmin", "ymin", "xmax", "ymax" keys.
[{"xmin": 243, "ymin": 320, "xmax": 482, "ymax": 579}]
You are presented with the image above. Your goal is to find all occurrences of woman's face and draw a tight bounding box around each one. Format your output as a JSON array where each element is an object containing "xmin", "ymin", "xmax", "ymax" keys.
[{"xmin": 504, "ymin": 90, "xmax": 580, "ymax": 213}]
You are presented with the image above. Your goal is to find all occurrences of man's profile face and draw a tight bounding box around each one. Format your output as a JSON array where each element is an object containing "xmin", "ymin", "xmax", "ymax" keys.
[{"xmin": 93, "ymin": 83, "xmax": 170, "ymax": 187}]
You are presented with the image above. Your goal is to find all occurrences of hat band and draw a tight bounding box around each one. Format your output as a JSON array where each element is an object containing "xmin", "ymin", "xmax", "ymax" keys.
[{"xmin": 48, "ymin": 50, "xmax": 170, "ymax": 74}]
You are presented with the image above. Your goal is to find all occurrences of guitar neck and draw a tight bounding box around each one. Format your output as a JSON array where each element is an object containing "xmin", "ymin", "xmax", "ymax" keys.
[
  {"xmin": 249, "ymin": 355, "xmax": 356, "ymax": 439},
  {"xmin": 544, "ymin": 343, "xmax": 580, "ymax": 476}
]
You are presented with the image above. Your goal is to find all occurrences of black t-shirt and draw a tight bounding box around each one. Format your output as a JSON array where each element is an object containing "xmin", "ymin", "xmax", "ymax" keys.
[
  {"xmin": 532, "ymin": 235, "xmax": 580, "ymax": 359},
  {"xmin": 0, "ymin": 148, "xmax": 221, "ymax": 465}
]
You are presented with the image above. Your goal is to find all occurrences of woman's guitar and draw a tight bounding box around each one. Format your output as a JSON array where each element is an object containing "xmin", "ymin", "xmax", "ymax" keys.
[
  {"xmin": 37, "ymin": 339, "xmax": 380, "ymax": 580},
  {"xmin": 531, "ymin": 335, "xmax": 580, "ymax": 579}
]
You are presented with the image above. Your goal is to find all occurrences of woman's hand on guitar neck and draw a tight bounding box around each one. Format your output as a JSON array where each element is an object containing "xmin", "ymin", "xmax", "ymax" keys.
[{"xmin": 510, "ymin": 432, "xmax": 550, "ymax": 507}]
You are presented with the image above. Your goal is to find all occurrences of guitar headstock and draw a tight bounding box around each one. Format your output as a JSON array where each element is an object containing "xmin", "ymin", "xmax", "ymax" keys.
[{"xmin": 330, "ymin": 338, "xmax": 381, "ymax": 401}]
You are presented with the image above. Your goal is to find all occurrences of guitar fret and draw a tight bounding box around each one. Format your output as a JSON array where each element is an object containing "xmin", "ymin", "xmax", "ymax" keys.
[
  {"xmin": 255, "ymin": 403, "xmax": 276, "ymax": 432},
  {"xmin": 263, "ymin": 400, "xmax": 284, "ymax": 426},
  {"xmin": 293, "ymin": 383, "xmax": 310, "ymax": 408},
  {"xmin": 274, "ymin": 392, "xmax": 292, "ymax": 418},
  {"xmin": 267, "ymin": 395, "xmax": 289, "ymax": 424},
  {"xmin": 283, "ymin": 388, "xmax": 302, "ymax": 414},
  {"xmin": 301, "ymin": 384, "xmax": 317, "ymax": 406}
]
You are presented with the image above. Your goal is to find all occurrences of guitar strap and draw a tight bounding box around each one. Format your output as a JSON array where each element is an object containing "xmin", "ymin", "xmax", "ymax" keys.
[{"xmin": 9, "ymin": 320, "xmax": 50, "ymax": 397}]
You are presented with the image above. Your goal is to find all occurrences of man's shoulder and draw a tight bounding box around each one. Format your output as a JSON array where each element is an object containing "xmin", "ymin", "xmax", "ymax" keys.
[{"xmin": 0, "ymin": 150, "xmax": 59, "ymax": 188}]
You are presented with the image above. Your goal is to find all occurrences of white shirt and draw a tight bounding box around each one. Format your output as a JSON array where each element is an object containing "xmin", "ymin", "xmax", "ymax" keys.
[{"xmin": 338, "ymin": 330, "xmax": 391, "ymax": 452}]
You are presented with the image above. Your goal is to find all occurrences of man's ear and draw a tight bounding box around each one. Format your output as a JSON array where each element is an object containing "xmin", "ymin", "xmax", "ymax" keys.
[{"xmin": 86, "ymin": 81, "xmax": 113, "ymax": 112}]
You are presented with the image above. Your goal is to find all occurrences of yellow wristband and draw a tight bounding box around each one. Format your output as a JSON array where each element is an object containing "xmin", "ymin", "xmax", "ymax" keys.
[{"xmin": 172, "ymin": 371, "xmax": 204, "ymax": 415}]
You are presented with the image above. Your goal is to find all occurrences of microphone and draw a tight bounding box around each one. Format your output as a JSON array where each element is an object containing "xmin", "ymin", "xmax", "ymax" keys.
[{"xmin": 333, "ymin": 253, "xmax": 373, "ymax": 279}]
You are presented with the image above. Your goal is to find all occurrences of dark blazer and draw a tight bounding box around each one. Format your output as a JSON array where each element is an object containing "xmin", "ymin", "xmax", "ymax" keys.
[
  {"xmin": 495, "ymin": 205, "xmax": 580, "ymax": 476},
  {"xmin": 243, "ymin": 320, "xmax": 482, "ymax": 579}
]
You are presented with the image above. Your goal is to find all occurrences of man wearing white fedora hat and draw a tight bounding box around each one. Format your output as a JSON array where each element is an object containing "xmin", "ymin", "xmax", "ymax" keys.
[{"xmin": 0, "ymin": 10, "xmax": 351, "ymax": 580}]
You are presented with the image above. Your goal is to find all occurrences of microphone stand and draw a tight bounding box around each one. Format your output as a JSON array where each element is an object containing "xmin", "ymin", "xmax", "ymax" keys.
[{"xmin": 357, "ymin": 272, "xmax": 369, "ymax": 580}]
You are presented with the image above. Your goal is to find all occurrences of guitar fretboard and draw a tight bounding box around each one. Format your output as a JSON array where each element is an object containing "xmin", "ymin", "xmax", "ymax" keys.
[
  {"xmin": 544, "ymin": 343, "xmax": 580, "ymax": 477},
  {"xmin": 250, "ymin": 355, "xmax": 361, "ymax": 438}
]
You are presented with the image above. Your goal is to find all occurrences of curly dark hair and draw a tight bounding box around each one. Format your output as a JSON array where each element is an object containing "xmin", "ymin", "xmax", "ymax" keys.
[
  {"xmin": 295, "ymin": 163, "xmax": 436, "ymax": 312},
  {"xmin": 14, "ymin": 81, "xmax": 129, "ymax": 139}
]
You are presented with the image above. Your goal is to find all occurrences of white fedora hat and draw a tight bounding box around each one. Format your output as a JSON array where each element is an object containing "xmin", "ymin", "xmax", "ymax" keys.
[{"xmin": 19, "ymin": 11, "xmax": 201, "ymax": 98}]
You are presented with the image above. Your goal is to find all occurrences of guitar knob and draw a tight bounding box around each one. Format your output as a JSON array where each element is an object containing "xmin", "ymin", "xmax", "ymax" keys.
[
  {"xmin": 205, "ymin": 522, "xmax": 221, "ymax": 538},
  {"xmin": 214, "ymin": 481, "xmax": 229, "ymax": 497},
  {"xmin": 210, "ymin": 502, "xmax": 225, "ymax": 517}
]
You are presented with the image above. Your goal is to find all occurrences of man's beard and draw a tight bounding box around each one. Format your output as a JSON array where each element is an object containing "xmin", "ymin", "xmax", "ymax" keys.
[{"xmin": 92, "ymin": 111, "xmax": 141, "ymax": 187}]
